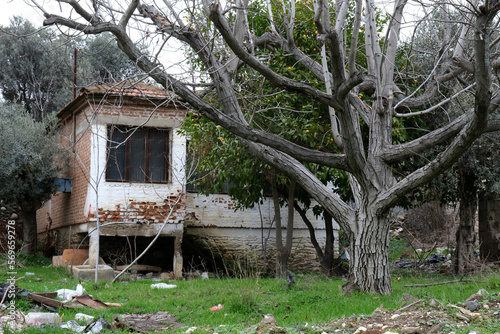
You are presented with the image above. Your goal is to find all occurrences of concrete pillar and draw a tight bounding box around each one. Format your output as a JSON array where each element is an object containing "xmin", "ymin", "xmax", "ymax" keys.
[
  {"xmin": 173, "ymin": 234, "xmax": 183, "ymax": 279},
  {"xmin": 88, "ymin": 226, "xmax": 99, "ymax": 268}
]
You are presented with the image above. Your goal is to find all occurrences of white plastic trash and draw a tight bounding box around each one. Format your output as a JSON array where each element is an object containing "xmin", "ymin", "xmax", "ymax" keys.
[
  {"xmin": 25, "ymin": 312, "xmax": 60, "ymax": 326},
  {"xmin": 56, "ymin": 289, "xmax": 79, "ymax": 302},
  {"xmin": 57, "ymin": 284, "xmax": 86, "ymax": 302},
  {"xmin": 151, "ymin": 283, "xmax": 177, "ymax": 289},
  {"xmin": 75, "ymin": 313, "xmax": 95, "ymax": 324},
  {"xmin": 60, "ymin": 320, "xmax": 86, "ymax": 333},
  {"xmin": 75, "ymin": 284, "xmax": 85, "ymax": 295}
]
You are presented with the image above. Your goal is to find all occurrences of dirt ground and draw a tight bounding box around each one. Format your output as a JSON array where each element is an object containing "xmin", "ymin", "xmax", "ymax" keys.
[
  {"xmin": 321, "ymin": 298, "xmax": 500, "ymax": 334},
  {"xmin": 245, "ymin": 294, "xmax": 500, "ymax": 334}
]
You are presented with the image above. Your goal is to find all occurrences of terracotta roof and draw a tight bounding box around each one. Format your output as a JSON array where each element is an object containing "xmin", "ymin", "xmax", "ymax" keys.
[
  {"xmin": 57, "ymin": 81, "xmax": 180, "ymax": 118},
  {"xmin": 81, "ymin": 81, "xmax": 173, "ymax": 99}
]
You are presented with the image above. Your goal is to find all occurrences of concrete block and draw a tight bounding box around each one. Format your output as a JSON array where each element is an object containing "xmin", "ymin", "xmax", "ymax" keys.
[
  {"xmin": 71, "ymin": 265, "xmax": 115, "ymax": 282},
  {"xmin": 62, "ymin": 249, "xmax": 89, "ymax": 267},
  {"xmin": 52, "ymin": 256, "xmax": 64, "ymax": 267}
]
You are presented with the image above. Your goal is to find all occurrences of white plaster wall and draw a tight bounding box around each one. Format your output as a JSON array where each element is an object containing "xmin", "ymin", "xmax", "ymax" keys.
[
  {"xmin": 86, "ymin": 120, "xmax": 186, "ymax": 217},
  {"xmin": 185, "ymin": 193, "xmax": 336, "ymax": 230}
]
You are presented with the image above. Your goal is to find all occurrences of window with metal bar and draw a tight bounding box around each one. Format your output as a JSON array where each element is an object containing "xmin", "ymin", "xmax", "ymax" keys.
[{"xmin": 106, "ymin": 125, "xmax": 170, "ymax": 183}]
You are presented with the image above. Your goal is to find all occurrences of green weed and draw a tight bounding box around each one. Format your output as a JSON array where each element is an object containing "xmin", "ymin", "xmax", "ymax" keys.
[{"xmin": 1, "ymin": 260, "xmax": 499, "ymax": 333}]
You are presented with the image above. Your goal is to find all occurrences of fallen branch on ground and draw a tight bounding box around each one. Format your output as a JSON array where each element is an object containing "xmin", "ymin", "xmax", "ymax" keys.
[{"xmin": 404, "ymin": 279, "xmax": 483, "ymax": 287}]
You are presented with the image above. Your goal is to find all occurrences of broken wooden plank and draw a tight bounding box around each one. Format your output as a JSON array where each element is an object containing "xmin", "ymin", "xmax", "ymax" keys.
[
  {"xmin": 30, "ymin": 292, "xmax": 57, "ymax": 299},
  {"xmin": 115, "ymin": 264, "xmax": 162, "ymax": 273},
  {"xmin": 28, "ymin": 293, "xmax": 73, "ymax": 309},
  {"xmin": 75, "ymin": 295, "xmax": 108, "ymax": 309},
  {"xmin": 104, "ymin": 302, "xmax": 123, "ymax": 307}
]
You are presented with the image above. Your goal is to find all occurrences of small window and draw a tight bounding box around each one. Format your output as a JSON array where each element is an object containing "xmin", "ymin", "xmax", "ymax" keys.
[{"xmin": 106, "ymin": 126, "xmax": 170, "ymax": 183}]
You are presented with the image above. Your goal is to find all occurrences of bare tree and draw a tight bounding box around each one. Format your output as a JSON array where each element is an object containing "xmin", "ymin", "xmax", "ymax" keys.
[{"xmin": 34, "ymin": 0, "xmax": 500, "ymax": 294}]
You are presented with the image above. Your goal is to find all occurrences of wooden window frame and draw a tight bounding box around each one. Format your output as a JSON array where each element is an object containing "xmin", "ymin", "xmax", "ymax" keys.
[{"xmin": 106, "ymin": 125, "xmax": 171, "ymax": 183}]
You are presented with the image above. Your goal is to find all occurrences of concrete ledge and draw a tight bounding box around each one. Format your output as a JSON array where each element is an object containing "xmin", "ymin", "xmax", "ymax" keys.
[{"xmin": 72, "ymin": 265, "xmax": 115, "ymax": 281}]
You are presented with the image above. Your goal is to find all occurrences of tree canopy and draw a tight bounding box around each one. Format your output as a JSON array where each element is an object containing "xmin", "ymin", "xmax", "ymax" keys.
[{"xmin": 0, "ymin": 17, "xmax": 142, "ymax": 121}]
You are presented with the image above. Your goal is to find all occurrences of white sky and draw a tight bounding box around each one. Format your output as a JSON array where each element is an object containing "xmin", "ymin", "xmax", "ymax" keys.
[
  {"xmin": 1, "ymin": 0, "xmax": 50, "ymax": 27},
  {"xmin": 1, "ymin": 0, "xmax": 424, "ymax": 36}
]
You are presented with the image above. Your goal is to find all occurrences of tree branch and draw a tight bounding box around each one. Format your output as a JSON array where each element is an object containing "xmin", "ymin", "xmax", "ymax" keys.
[
  {"xmin": 119, "ymin": 0, "xmax": 139, "ymax": 29},
  {"xmin": 207, "ymin": 2, "xmax": 341, "ymax": 109}
]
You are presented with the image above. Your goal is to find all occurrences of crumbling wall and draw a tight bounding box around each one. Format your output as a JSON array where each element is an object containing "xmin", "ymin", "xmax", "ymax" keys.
[{"xmin": 184, "ymin": 193, "xmax": 337, "ymax": 274}]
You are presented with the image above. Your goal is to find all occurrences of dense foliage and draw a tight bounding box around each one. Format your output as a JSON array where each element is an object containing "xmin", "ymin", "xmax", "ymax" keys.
[
  {"xmin": 0, "ymin": 17, "xmax": 142, "ymax": 121},
  {"xmin": 0, "ymin": 103, "xmax": 64, "ymax": 253}
]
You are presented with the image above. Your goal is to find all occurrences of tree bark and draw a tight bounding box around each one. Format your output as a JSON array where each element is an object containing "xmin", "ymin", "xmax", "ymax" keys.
[
  {"xmin": 343, "ymin": 209, "xmax": 392, "ymax": 295},
  {"xmin": 452, "ymin": 156, "xmax": 478, "ymax": 275},
  {"xmin": 20, "ymin": 204, "xmax": 38, "ymax": 255}
]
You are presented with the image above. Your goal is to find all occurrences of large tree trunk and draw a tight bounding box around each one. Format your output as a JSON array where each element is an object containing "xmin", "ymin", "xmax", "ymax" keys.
[
  {"xmin": 452, "ymin": 158, "xmax": 477, "ymax": 275},
  {"xmin": 20, "ymin": 204, "xmax": 38, "ymax": 255},
  {"xmin": 343, "ymin": 209, "xmax": 392, "ymax": 295}
]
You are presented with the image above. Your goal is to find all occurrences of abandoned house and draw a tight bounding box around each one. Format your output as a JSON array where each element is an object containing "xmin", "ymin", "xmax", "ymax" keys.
[{"xmin": 36, "ymin": 81, "xmax": 338, "ymax": 278}]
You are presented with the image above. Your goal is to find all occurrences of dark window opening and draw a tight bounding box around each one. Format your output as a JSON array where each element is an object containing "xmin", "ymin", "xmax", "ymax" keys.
[{"xmin": 107, "ymin": 125, "xmax": 170, "ymax": 183}]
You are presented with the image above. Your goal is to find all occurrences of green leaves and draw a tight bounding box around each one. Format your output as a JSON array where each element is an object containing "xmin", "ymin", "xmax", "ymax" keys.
[
  {"xmin": 0, "ymin": 18, "xmax": 142, "ymax": 121},
  {"xmin": 0, "ymin": 104, "xmax": 64, "ymax": 209}
]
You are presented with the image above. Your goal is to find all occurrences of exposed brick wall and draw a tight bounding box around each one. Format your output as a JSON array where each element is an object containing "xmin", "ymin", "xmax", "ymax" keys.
[
  {"xmin": 37, "ymin": 110, "xmax": 92, "ymax": 233},
  {"xmin": 95, "ymin": 193, "xmax": 186, "ymax": 225}
]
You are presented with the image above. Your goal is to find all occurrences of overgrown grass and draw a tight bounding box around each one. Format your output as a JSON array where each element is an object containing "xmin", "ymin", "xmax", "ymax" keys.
[{"xmin": 2, "ymin": 257, "xmax": 500, "ymax": 333}]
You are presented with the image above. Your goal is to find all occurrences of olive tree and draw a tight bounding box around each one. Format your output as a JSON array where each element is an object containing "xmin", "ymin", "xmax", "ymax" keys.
[
  {"xmin": 0, "ymin": 18, "xmax": 143, "ymax": 121},
  {"xmin": 34, "ymin": 0, "xmax": 500, "ymax": 294},
  {"xmin": 0, "ymin": 104, "xmax": 64, "ymax": 254}
]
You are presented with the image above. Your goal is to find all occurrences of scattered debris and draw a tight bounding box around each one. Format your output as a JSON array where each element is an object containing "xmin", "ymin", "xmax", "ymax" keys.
[
  {"xmin": 210, "ymin": 304, "xmax": 223, "ymax": 311},
  {"xmin": 247, "ymin": 314, "xmax": 286, "ymax": 333},
  {"xmin": 84, "ymin": 316, "xmax": 112, "ymax": 333},
  {"xmin": 28, "ymin": 292, "xmax": 66, "ymax": 309},
  {"xmin": 74, "ymin": 295, "xmax": 108, "ymax": 309},
  {"xmin": 113, "ymin": 311, "xmax": 182, "ymax": 332},
  {"xmin": 115, "ymin": 264, "xmax": 161, "ymax": 273},
  {"xmin": 75, "ymin": 313, "xmax": 94, "ymax": 324},
  {"xmin": 25, "ymin": 312, "xmax": 60, "ymax": 326},
  {"xmin": 0, "ymin": 281, "xmax": 28, "ymax": 302},
  {"xmin": 466, "ymin": 300, "xmax": 480, "ymax": 312},
  {"xmin": 0, "ymin": 310, "xmax": 25, "ymax": 333},
  {"xmin": 56, "ymin": 284, "xmax": 85, "ymax": 302},
  {"xmin": 60, "ymin": 320, "xmax": 86, "ymax": 333},
  {"xmin": 150, "ymin": 283, "xmax": 177, "ymax": 289},
  {"xmin": 321, "ymin": 295, "xmax": 500, "ymax": 334}
]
